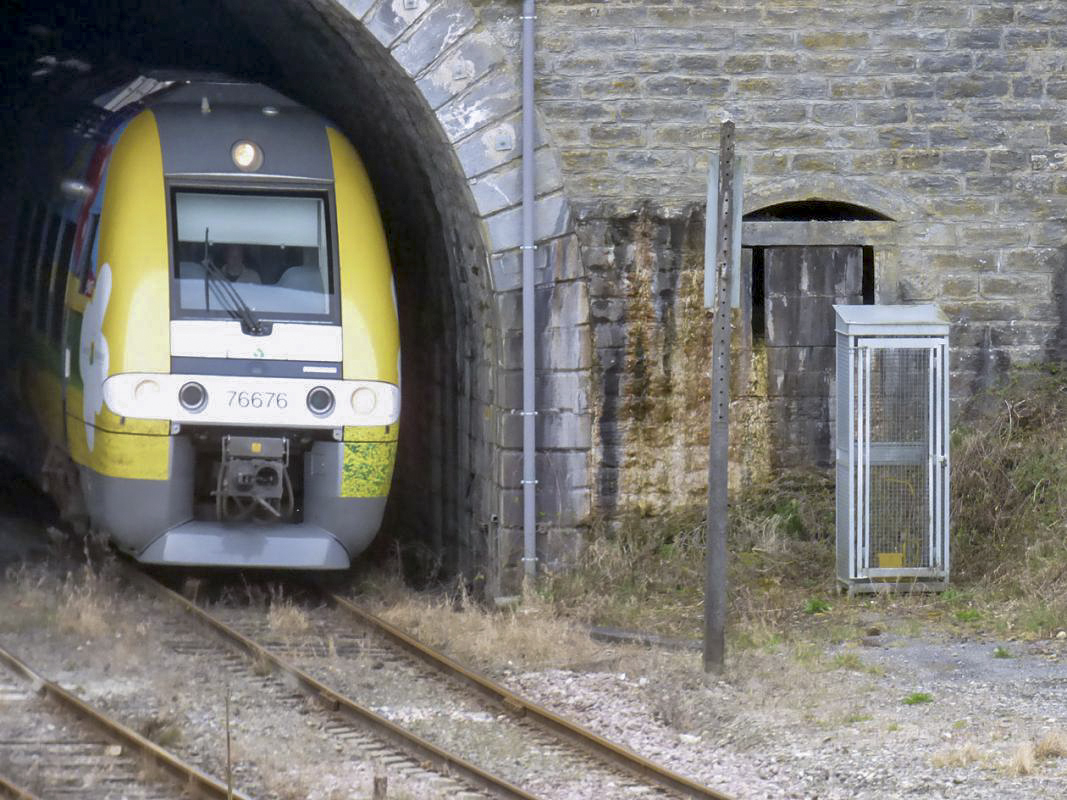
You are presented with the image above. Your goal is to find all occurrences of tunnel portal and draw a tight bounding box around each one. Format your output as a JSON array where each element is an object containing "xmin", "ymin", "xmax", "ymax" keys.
[{"xmin": 0, "ymin": 0, "xmax": 584, "ymax": 592}]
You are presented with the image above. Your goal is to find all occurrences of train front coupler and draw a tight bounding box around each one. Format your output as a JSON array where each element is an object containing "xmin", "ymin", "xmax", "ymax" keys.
[{"xmin": 215, "ymin": 434, "xmax": 293, "ymax": 522}]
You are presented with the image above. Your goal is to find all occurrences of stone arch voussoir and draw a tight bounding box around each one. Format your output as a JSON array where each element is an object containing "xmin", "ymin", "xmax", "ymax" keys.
[
  {"xmin": 336, "ymin": 0, "xmax": 591, "ymax": 589},
  {"xmin": 745, "ymin": 175, "xmax": 922, "ymax": 222}
]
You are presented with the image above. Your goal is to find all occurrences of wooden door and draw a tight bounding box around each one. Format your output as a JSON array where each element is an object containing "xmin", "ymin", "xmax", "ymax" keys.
[{"xmin": 763, "ymin": 246, "xmax": 864, "ymax": 469}]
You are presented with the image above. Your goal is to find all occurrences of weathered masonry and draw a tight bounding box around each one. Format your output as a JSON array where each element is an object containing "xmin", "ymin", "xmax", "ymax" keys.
[
  {"xmin": 479, "ymin": 0, "xmax": 1067, "ymax": 531},
  {"xmin": 6, "ymin": 1, "xmax": 1067, "ymax": 592}
]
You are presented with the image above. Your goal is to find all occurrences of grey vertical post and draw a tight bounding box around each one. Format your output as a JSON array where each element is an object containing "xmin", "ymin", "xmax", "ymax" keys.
[
  {"xmin": 521, "ymin": 0, "xmax": 537, "ymax": 579},
  {"xmin": 704, "ymin": 122, "xmax": 736, "ymax": 673}
]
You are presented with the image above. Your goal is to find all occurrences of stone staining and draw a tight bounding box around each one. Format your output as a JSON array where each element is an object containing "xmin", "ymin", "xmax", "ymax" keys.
[{"xmin": 520, "ymin": 0, "xmax": 1067, "ymax": 518}]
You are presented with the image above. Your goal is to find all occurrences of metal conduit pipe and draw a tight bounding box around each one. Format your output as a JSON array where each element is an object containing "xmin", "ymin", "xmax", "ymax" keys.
[{"xmin": 521, "ymin": 0, "xmax": 537, "ymax": 579}]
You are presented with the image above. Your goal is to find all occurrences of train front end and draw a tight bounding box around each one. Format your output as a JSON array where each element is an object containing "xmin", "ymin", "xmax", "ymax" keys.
[{"xmin": 72, "ymin": 83, "xmax": 399, "ymax": 569}]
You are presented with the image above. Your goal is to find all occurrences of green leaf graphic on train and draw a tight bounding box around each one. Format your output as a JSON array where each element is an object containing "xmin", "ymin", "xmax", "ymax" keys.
[{"xmin": 342, "ymin": 443, "xmax": 397, "ymax": 498}]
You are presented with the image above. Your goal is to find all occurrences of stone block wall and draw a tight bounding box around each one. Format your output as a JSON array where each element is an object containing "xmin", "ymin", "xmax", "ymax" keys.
[{"xmin": 473, "ymin": 0, "xmax": 1067, "ymax": 518}]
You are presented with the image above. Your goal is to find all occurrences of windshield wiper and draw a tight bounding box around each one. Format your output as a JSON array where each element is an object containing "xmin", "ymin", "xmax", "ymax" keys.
[{"xmin": 201, "ymin": 228, "xmax": 265, "ymax": 335}]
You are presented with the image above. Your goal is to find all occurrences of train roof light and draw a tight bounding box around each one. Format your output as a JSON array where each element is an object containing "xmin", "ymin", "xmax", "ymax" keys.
[{"xmin": 231, "ymin": 140, "xmax": 263, "ymax": 172}]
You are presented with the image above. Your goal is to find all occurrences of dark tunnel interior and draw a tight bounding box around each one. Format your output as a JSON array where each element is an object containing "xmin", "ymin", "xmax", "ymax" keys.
[{"xmin": 0, "ymin": 0, "xmax": 490, "ymax": 580}]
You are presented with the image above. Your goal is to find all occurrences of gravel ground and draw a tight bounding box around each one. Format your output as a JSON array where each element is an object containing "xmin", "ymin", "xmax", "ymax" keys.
[
  {"xmin": 2, "ymin": 518, "xmax": 1066, "ymax": 799},
  {"xmin": 0, "ymin": 668, "xmax": 181, "ymax": 799},
  {"xmin": 500, "ymin": 620, "xmax": 1067, "ymax": 799},
  {"xmin": 0, "ymin": 575, "xmax": 477, "ymax": 800},
  {"xmin": 215, "ymin": 605, "xmax": 681, "ymax": 799}
]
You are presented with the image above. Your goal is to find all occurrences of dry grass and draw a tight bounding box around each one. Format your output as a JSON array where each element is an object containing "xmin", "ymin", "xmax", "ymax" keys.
[
  {"xmin": 1004, "ymin": 742, "xmax": 1036, "ymax": 776},
  {"xmin": 3, "ymin": 562, "xmax": 157, "ymax": 658},
  {"xmin": 260, "ymin": 771, "xmax": 318, "ymax": 800},
  {"xmin": 931, "ymin": 741, "xmax": 987, "ymax": 768},
  {"xmin": 534, "ymin": 366, "xmax": 1067, "ymax": 647},
  {"xmin": 138, "ymin": 714, "xmax": 184, "ymax": 748},
  {"xmin": 55, "ymin": 567, "xmax": 117, "ymax": 639},
  {"xmin": 540, "ymin": 470, "xmax": 835, "ymax": 641},
  {"xmin": 0, "ymin": 565, "xmax": 54, "ymax": 631},
  {"xmin": 267, "ymin": 600, "xmax": 311, "ymax": 637},
  {"xmin": 1035, "ymin": 730, "xmax": 1067, "ymax": 760},
  {"xmin": 951, "ymin": 367, "xmax": 1067, "ymax": 634},
  {"xmin": 371, "ymin": 579, "xmax": 602, "ymax": 672}
]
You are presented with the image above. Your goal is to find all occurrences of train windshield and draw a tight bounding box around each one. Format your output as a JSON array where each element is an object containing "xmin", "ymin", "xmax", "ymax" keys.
[{"xmin": 171, "ymin": 191, "xmax": 336, "ymax": 320}]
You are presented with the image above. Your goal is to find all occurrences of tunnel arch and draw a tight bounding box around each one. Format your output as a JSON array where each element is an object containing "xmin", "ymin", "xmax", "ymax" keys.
[{"xmin": 1, "ymin": 0, "xmax": 587, "ymax": 593}]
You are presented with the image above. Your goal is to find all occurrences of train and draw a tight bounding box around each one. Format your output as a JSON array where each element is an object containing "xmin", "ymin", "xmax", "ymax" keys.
[{"xmin": 2, "ymin": 76, "xmax": 400, "ymax": 569}]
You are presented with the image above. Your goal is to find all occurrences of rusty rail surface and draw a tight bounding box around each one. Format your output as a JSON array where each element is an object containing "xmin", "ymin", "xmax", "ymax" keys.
[
  {"xmin": 125, "ymin": 568, "xmax": 540, "ymax": 800},
  {"xmin": 0, "ymin": 773, "xmax": 42, "ymax": 800},
  {"xmin": 324, "ymin": 590, "xmax": 735, "ymax": 800},
  {"xmin": 0, "ymin": 644, "xmax": 247, "ymax": 800}
]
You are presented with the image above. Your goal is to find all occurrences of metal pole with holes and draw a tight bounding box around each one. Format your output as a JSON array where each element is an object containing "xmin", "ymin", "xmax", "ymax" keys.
[
  {"xmin": 521, "ymin": 0, "xmax": 538, "ymax": 579},
  {"xmin": 704, "ymin": 122, "xmax": 736, "ymax": 673}
]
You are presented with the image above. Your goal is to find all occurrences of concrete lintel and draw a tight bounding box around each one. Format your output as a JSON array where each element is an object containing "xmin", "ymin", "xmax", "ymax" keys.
[
  {"xmin": 745, "ymin": 175, "xmax": 923, "ymax": 221},
  {"xmin": 742, "ymin": 220, "xmax": 897, "ymax": 247}
]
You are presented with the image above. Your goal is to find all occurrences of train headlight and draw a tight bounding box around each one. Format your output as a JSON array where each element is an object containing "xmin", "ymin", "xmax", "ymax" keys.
[
  {"xmin": 179, "ymin": 381, "xmax": 208, "ymax": 413},
  {"xmin": 231, "ymin": 140, "xmax": 263, "ymax": 172},
  {"xmin": 307, "ymin": 386, "xmax": 335, "ymax": 416},
  {"xmin": 350, "ymin": 387, "xmax": 377, "ymax": 415},
  {"xmin": 134, "ymin": 379, "xmax": 160, "ymax": 402}
]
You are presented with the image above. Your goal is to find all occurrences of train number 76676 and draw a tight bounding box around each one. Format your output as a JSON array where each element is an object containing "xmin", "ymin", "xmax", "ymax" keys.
[{"xmin": 226, "ymin": 390, "xmax": 289, "ymax": 409}]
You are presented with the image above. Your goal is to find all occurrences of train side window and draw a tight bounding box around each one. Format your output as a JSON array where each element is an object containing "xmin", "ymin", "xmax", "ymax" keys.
[
  {"xmin": 34, "ymin": 213, "xmax": 61, "ymax": 333},
  {"xmin": 77, "ymin": 214, "xmax": 100, "ymax": 294},
  {"xmin": 21, "ymin": 206, "xmax": 46, "ymax": 321},
  {"xmin": 8, "ymin": 203, "xmax": 32, "ymax": 316},
  {"xmin": 49, "ymin": 221, "xmax": 76, "ymax": 343}
]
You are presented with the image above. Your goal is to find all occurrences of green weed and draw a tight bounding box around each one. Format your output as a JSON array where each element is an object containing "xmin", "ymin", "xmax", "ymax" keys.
[
  {"xmin": 804, "ymin": 597, "xmax": 832, "ymax": 615},
  {"xmin": 831, "ymin": 652, "xmax": 864, "ymax": 671},
  {"xmin": 992, "ymin": 646, "xmax": 1012, "ymax": 659},
  {"xmin": 903, "ymin": 692, "xmax": 933, "ymax": 705},
  {"xmin": 840, "ymin": 712, "xmax": 873, "ymax": 725}
]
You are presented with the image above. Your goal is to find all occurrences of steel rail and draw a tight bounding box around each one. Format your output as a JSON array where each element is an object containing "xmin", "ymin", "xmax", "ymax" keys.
[
  {"xmin": 323, "ymin": 591, "xmax": 734, "ymax": 800},
  {"xmin": 124, "ymin": 568, "xmax": 541, "ymax": 800},
  {"xmin": 0, "ymin": 773, "xmax": 42, "ymax": 800},
  {"xmin": 0, "ymin": 644, "xmax": 247, "ymax": 800}
]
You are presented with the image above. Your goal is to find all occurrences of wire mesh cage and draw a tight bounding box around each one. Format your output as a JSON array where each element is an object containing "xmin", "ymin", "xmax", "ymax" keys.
[{"xmin": 834, "ymin": 305, "xmax": 950, "ymax": 593}]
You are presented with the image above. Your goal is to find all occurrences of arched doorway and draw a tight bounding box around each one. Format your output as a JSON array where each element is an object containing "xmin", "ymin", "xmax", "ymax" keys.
[{"xmin": 736, "ymin": 196, "xmax": 897, "ymax": 477}]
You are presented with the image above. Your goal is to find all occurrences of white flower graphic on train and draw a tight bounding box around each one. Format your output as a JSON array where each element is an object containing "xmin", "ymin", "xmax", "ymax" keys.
[{"xmin": 79, "ymin": 262, "xmax": 112, "ymax": 451}]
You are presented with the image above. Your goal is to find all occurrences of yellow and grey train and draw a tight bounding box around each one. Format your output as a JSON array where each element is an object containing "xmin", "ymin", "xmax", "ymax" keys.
[{"xmin": 3, "ymin": 78, "xmax": 400, "ymax": 569}]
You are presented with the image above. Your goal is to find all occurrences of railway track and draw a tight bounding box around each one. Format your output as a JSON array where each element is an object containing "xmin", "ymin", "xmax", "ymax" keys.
[
  {"xmin": 323, "ymin": 590, "xmax": 729, "ymax": 799},
  {"xmin": 0, "ymin": 772, "xmax": 42, "ymax": 800},
  {"xmin": 126, "ymin": 566, "xmax": 734, "ymax": 800},
  {"xmin": 0, "ymin": 644, "xmax": 245, "ymax": 800}
]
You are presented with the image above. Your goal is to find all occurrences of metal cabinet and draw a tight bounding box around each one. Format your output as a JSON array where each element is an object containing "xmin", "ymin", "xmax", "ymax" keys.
[{"xmin": 834, "ymin": 305, "xmax": 950, "ymax": 594}]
